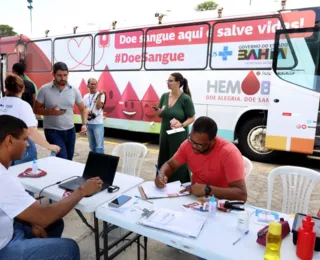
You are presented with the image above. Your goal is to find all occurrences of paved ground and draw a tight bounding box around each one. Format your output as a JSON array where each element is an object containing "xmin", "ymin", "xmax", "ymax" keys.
[{"xmin": 35, "ymin": 129, "xmax": 320, "ymax": 260}]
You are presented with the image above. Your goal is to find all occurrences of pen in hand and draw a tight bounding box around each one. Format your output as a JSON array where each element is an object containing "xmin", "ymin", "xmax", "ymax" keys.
[
  {"xmin": 233, "ymin": 230, "xmax": 249, "ymax": 245},
  {"xmin": 155, "ymin": 164, "xmax": 167, "ymax": 186}
]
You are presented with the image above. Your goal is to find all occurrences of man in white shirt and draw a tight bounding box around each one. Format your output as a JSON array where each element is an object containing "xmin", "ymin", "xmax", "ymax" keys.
[
  {"xmin": 0, "ymin": 115, "xmax": 103, "ymax": 260},
  {"xmin": 83, "ymin": 78, "xmax": 106, "ymax": 154}
]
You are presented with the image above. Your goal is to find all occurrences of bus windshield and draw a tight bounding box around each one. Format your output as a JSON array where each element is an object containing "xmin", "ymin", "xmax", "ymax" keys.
[{"xmin": 273, "ymin": 27, "xmax": 320, "ymax": 92}]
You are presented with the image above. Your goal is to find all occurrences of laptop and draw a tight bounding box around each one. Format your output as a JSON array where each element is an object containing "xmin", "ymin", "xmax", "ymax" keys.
[{"xmin": 58, "ymin": 152, "xmax": 119, "ymax": 195}]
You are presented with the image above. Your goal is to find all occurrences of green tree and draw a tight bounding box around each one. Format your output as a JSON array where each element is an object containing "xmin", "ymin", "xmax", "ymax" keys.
[
  {"xmin": 0, "ymin": 25, "xmax": 17, "ymax": 37},
  {"xmin": 195, "ymin": 0, "xmax": 218, "ymax": 11}
]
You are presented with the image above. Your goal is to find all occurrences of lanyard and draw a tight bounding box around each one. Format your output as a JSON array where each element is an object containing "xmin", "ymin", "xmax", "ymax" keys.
[{"xmin": 88, "ymin": 93, "xmax": 98, "ymax": 110}]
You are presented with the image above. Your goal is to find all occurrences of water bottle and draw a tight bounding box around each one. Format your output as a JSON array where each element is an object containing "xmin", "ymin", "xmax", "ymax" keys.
[
  {"xmin": 32, "ymin": 159, "xmax": 38, "ymax": 175},
  {"xmin": 264, "ymin": 222, "xmax": 282, "ymax": 260},
  {"xmin": 208, "ymin": 195, "xmax": 217, "ymax": 217},
  {"xmin": 237, "ymin": 210, "xmax": 250, "ymax": 232}
]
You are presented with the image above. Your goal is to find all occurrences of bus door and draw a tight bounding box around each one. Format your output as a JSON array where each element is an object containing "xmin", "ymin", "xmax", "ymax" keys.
[
  {"xmin": 0, "ymin": 53, "xmax": 19, "ymax": 97},
  {"xmin": 265, "ymin": 27, "xmax": 320, "ymax": 154}
]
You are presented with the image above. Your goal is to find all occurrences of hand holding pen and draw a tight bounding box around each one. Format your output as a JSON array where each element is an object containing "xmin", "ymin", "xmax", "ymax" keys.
[{"xmin": 155, "ymin": 164, "xmax": 168, "ymax": 188}]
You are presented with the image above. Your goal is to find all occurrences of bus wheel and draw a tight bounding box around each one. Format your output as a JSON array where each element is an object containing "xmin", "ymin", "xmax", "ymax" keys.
[{"xmin": 238, "ymin": 117, "xmax": 273, "ymax": 162}]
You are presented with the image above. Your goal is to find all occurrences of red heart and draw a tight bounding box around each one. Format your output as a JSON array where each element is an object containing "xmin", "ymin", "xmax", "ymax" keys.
[{"xmin": 67, "ymin": 36, "xmax": 92, "ymax": 69}]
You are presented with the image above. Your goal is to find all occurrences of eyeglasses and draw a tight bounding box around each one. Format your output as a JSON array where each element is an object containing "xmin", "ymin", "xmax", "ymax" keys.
[{"xmin": 188, "ymin": 135, "xmax": 211, "ymax": 149}]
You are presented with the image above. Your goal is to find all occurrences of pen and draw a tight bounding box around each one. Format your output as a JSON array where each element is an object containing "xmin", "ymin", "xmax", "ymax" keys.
[
  {"xmin": 155, "ymin": 164, "xmax": 167, "ymax": 184},
  {"xmin": 135, "ymin": 195, "xmax": 153, "ymax": 204},
  {"xmin": 233, "ymin": 230, "xmax": 249, "ymax": 245}
]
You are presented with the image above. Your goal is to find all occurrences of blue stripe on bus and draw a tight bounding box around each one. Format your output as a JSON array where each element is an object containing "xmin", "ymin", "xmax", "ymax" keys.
[{"xmin": 217, "ymin": 129, "xmax": 234, "ymax": 141}]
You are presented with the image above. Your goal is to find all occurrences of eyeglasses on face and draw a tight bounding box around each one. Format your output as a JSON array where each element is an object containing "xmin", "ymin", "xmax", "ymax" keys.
[
  {"xmin": 187, "ymin": 135, "xmax": 211, "ymax": 149},
  {"xmin": 166, "ymin": 80, "xmax": 175, "ymax": 83}
]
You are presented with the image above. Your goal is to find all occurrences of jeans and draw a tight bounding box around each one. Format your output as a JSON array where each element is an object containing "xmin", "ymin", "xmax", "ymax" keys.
[
  {"xmin": 44, "ymin": 127, "xmax": 76, "ymax": 160},
  {"xmin": 0, "ymin": 219, "xmax": 80, "ymax": 260},
  {"xmin": 87, "ymin": 124, "xmax": 104, "ymax": 154},
  {"xmin": 11, "ymin": 138, "xmax": 37, "ymax": 166}
]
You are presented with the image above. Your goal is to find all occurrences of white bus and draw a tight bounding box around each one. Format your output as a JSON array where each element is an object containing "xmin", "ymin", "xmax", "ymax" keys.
[{"xmin": 0, "ymin": 6, "xmax": 319, "ymax": 162}]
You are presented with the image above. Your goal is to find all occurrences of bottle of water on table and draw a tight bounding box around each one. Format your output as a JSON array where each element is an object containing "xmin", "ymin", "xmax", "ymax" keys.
[
  {"xmin": 32, "ymin": 159, "xmax": 38, "ymax": 175},
  {"xmin": 208, "ymin": 195, "xmax": 217, "ymax": 217}
]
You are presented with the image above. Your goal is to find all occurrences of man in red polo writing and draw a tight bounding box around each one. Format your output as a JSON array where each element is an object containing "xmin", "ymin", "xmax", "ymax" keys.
[{"xmin": 155, "ymin": 116, "xmax": 247, "ymax": 201}]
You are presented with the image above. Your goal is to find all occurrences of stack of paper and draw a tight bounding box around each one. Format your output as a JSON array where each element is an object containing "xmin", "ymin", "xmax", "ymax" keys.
[
  {"xmin": 138, "ymin": 181, "xmax": 190, "ymax": 199},
  {"xmin": 138, "ymin": 208, "xmax": 207, "ymax": 238}
]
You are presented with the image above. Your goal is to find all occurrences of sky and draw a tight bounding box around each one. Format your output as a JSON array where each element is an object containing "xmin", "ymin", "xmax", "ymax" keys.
[{"xmin": 0, "ymin": 0, "xmax": 319, "ymax": 38}]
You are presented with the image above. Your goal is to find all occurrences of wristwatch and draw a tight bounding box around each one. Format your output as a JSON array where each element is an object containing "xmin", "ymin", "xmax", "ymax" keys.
[{"xmin": 205, "ymin": 184, "xmax": 212, "ymax": 197}]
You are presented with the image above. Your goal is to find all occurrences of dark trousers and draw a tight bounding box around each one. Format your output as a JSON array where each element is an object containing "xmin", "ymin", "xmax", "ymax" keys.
[{"xmin": 44, "ymin": 127, "xmax": 76, "ymax": 160}]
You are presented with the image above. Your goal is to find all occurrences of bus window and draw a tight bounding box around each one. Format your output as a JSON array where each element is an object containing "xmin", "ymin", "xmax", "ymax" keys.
[
  {"xmin": 6, "ymin": 53, "xmax": 19, "ymax": 72},
  {"xmin": 144, "ymin": 23, "xmax": 210, "ymax": 70},
  {"xmin": 211, "ymin": 16, "xmax": 283, "ymax": 70},
  {"xmin": 93, "ymin": 29, "xmax": 144, "ymax": 71},
  {"xmin": 25, "ymin": 39, "xmax": 52, "ymax": 72},
  {"xmin": 54, "ymin": 34, "xmax": 93, "ymax": 71},
  {"xmin": 274, "ymin": 28, "xmax": 320, "ymax": 92}
]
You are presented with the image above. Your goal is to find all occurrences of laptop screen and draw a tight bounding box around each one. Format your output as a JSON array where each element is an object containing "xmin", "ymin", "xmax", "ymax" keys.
[{"xmin": 82, "ymin": 152, "xmax": 119, "ymax": 185}]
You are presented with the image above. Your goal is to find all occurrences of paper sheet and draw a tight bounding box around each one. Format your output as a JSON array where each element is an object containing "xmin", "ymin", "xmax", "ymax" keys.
[
  {"xmin": 138, "ymin": 208, "xmax": 207, "ymax": 238},
  {"xmin": 166, "ymin": 127, "xmax": 185, "ymax": 135},
  {"xmin": 140, "ymin": 181, "xmax": 189, "ymax": 199}
]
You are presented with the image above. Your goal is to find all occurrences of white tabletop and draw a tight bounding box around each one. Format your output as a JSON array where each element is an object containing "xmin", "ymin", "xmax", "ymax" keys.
[
  {"xmin": 96, "ymin": 187, "xmax": 320, "ymax": 260},
  {"xmin": 8, "ymin": 157, "xmax": 144, "ymax": 212}
]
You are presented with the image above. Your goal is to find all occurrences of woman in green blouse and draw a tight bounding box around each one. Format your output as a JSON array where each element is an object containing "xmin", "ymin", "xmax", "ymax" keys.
[{"xmin": 155, "ymin": 72, "xmax": 195, "ymax": 183}]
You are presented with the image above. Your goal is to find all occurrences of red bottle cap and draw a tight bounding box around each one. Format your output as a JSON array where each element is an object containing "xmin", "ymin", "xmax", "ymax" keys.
[{"xmin": 303, "ymin": 215, "xmax": 315, "ymax": 230}]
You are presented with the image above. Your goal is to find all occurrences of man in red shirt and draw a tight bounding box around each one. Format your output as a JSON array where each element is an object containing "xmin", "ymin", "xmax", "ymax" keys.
[{"xmin": 155, "ymin": 116, "xmax": 247, "ymax": 201}]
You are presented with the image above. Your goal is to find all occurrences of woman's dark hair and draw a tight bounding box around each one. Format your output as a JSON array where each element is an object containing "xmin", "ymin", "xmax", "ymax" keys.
[
  {"xmin": 171, "ymin": 72, "xmax": 191, "ymax": 97},
  {"xmin": 192, "ymin": 116, "xmax": 218, "ymax": 141},
  {"xmin": 5, "ymin": 73, "xmax": 25, "ymax": 95}
]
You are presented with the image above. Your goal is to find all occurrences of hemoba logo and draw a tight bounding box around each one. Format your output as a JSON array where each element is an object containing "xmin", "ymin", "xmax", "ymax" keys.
[{"xmin": 207, "ymin": 71, "xmax": 270, "ymax": 96}]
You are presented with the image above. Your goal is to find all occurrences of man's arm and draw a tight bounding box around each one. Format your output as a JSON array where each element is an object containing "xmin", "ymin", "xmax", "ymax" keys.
[
  {"xmin": 32, "ymin": 94, "xmax": 36, "ymax": 108},
  {"xmin": 180, "ymin": 180, "xmax": 247, "ymax": 201},
  {"xmin": 16, "ymin": 177, "xmax": 102, "ymax": 228},
  {"xmin": 210, "ymin": 180, "xmax": 247, "ymax": 201},
  {"xmin": 77, "ymin": 102, "xmax": 88, "ymax": 125},
  {"xmin": 33, "ymin": 101, "xmax": 64, "ymax": 116},
  {"xmin": 96, "ymin": 91, "xmax": 105, "ymax": 110},
  {"xmin": 155, "ymin": 158, "xmax": 183, "ymax": 188}
]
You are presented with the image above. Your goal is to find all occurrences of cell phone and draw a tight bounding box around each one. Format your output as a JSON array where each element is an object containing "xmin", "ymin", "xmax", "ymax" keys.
[
  {"xmin": 152, "ymin": 106, "xmax": 159, "ymax": 111},
  {"xmin": 108, "ymin": 195, "xmax": 132, "ymax": 208},
  {"xmin": 60, "ymin": 109, "xmax": 67, "ymax": 112}
]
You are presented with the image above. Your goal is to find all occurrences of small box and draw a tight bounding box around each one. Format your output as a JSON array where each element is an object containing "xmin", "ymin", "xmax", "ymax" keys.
[{"xmin": 292, "ymin": 213, "xmax": 320, "ymax": 251}]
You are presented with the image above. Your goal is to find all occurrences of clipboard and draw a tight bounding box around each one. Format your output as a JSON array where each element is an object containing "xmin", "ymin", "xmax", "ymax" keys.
[{"xmin": 138, "ymin": 181, "xmax": 190, "ymax": 200}]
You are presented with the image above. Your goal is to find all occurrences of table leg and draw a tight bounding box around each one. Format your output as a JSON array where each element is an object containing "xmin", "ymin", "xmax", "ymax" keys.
[
  {"xmin": 103, "ymin": 221, "xmax": 109, "ymax": 260},
  {"xmin": 94, "ymin": 213, "xmax": 100, "ymax": 260},
  {"xmin": 137, "ymin": 236, "xmax": 141, "ymax": 260},
  {"xmin": 144, "ymin": 237, "xmax": 148, "ymax": 260}
]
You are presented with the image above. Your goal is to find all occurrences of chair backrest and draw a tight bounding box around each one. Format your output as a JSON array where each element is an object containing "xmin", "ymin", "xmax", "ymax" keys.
[
  {"xmin": 243, "ymin": 156, "xmax": 253, "ymax": 179},
  {"xmin": 267, "ymin": 166, "xmax": 320, "ymax": 214},
  {"xmin": 112, "ymin": 142, "xmax": 148, "ymax": 177}
]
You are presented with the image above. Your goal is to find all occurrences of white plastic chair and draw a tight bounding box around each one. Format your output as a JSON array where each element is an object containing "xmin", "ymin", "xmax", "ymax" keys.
[
  {"xmin": 243, "ymin": 156, "xmax": 253, "ymax": 179},
  {"xmin": 267, "ymin": 166, "xmax": 320, "ymax": 214},
  {"xmin": 112, "ymin": 142, "xmax": 148, "ymax": 177}
]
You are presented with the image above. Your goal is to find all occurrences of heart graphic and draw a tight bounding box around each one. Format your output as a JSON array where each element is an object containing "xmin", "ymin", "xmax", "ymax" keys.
[{"xmin": 67, "ymin": 36, "xmax": 93, "ymax": 69}]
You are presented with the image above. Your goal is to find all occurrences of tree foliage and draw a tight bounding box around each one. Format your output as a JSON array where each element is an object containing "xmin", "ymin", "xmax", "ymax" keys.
[
  {"xmin": 195, "ymin": 0, "xmax": 218, "ymax": 11},
  {"xmin": 0, "ymin": 25, "xmax": 17, "ymax": 37}
]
